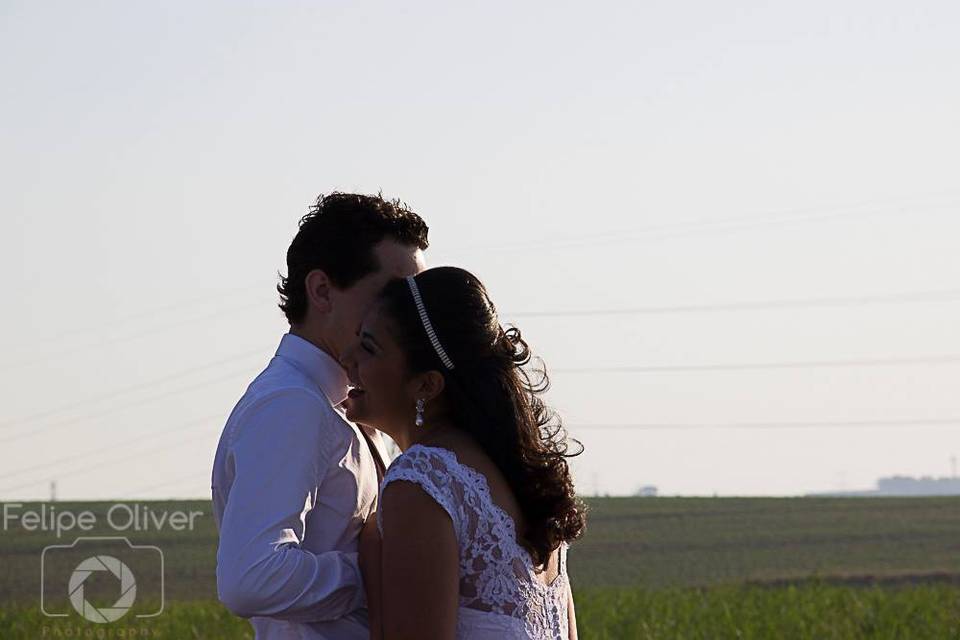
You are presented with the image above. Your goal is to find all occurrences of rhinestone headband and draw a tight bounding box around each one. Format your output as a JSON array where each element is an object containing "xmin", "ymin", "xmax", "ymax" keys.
[{"xmin": 405, "ymin": 275, "xmax": 455, "ymax": 370}]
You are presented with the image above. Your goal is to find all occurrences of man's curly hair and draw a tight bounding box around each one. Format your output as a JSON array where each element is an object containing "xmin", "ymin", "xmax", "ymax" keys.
[{"xmin": 277, "ymin": 192, "xmax": 429, "ymax": 324}]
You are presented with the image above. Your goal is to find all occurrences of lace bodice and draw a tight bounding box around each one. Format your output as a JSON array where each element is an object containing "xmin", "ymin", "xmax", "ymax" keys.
[{"xmin": 378, "ymin": 445, "xmax": 570, "ymax": 640}]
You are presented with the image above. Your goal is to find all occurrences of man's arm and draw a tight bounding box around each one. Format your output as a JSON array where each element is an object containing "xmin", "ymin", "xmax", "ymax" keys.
[{"xmin": 216, "ymin": 388, "xmax": 365, "ymax": 622}]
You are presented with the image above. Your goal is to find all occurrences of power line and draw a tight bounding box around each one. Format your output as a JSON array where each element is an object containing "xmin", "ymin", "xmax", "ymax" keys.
[
  {"xmin": 4, "ymin": 286, "xmax": 954, "ymax": 431},
  {"xmin": 124, "ymin": 471, "xmax": 212, "ymax": 498},
  {"xmin": 25, "ymin": 416, "xmax": 958, "ymax": 498},
  {"xmin": 13, "ymin": 282, "xmax": 957, "ymax": 378},
  {"xmin": 553, "ymin": 353, "xmax": 960, "ymax": 374},
  {"xmin": 0, "ymin": 413, "xmax": 223, "ymax": 483},
  {"xmin": 0, "ymin": 428, "xmax": 217, "ymax": 496},
  {"xmin": 456, "ymin": 196, "xmax": 959, "ymax": 253},
  {"xmin": 10, "ymin": 193, "xmax": 957, "ymax": 369},
  {"xmin": 10, "ymin": 416, "xmax": 956, "ymax": 498},
  {"xmin": 0, "ymin": 365, "xmax": 256, "ymax": 445},
  {"xmin": 6, "ymin": 351, "xmax": 960, "ymax": 446},
  {"xmin": 506, "ymin": 287, "xmax": 960, "ymax": 318},
  {"xmin": 566, "ymin": 418, "xmax": 960, "ymax": 430},
  {"xmin": 1, "ymin": 299, "xmax": 272, "ymax": 372},
  {"xmin": 12, "ymin": 282, "xmax": 956, "ymax": 380},
  {"xmin": 0, "ymin": 346, "xmax": 269, "ymax": 429},
  {"xmin": 46, "ymin": 282, "xmax": 274, "ymax": 343},
  {"xmin": 7, "ymin": 199, "xmax": 957, "ymax": 373}
]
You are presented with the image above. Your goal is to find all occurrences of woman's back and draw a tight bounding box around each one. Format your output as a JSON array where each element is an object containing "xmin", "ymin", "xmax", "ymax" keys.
[
  {"xmin": 431, "ymin": 431, "xmax": 562, "ymax": 586},
  {"xmin": 378, "ymin": 444, "xmax": 570, "ymax": 639}
]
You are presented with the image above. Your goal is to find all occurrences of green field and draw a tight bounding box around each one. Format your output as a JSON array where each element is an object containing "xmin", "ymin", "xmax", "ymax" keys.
[
  {"xmin": 571, "ymin": 496, "xmax": 960, "ymax": 588},
  {"xmin": 1, "ymin": 497, "xmax": 958, "ymax": 639}
]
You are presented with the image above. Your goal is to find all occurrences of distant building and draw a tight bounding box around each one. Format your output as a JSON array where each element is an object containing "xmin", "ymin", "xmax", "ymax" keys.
[
  {"xmin": 875, "ymin": 475, "xmax": 960, "ymax": 496},
  {"xmin": 809, "ymin": 475, "xmax": 960, "ymax": 497},
  {"xmin": 635, "ymin": 485, "xmax": 658, "ymax": 497}
]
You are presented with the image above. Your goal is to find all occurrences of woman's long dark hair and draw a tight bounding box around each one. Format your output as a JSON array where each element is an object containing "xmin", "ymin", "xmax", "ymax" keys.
[{"xmin": 378, "ymin": 266, "xmax": 586, "ymax": 565}]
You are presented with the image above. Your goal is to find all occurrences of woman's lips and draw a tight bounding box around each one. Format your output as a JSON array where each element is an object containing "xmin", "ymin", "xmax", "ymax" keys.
[
  {"xmin": 346, "ymin": 369, "xmax": 365, "ymax": 399},
  {"xmin": 347, "ymin": 387, "xmax": 365, "ymax": 399}
]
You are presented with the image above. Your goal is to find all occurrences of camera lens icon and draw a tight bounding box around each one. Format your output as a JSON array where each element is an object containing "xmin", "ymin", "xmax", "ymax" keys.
[
  {"xmin": 69, "ymin": 555, "xmax": 137, "ymax": 623},
  {"xmin": 41, "ymin": 536, "xmax": 164, "ymax": 622}
]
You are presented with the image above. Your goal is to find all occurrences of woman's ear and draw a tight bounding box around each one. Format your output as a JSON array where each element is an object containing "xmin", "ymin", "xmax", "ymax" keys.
[
  {"xmin": 304, "ymin": 269, "xmax": 333, "ymax": 314},
  {"xmin": 416, "ymin": 370, "xmax": 446, "ymax": 403}
]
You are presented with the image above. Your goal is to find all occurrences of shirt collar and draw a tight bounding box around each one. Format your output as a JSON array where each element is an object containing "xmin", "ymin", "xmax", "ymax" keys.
[{"xmin": 275, "ymin": 332, "xmax": 350, "ymax": 406}]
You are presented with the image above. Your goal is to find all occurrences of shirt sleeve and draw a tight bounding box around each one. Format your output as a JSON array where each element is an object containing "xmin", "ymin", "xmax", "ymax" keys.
[{"xmin": 215, "ymin": 387, "xmax": 366, "ymax": 622}]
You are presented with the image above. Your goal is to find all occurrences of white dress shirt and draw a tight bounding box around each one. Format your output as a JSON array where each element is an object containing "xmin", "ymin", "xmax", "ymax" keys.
[{"xmin": 212, "ymin": 332, "xmax": 390, "ymax": 640}]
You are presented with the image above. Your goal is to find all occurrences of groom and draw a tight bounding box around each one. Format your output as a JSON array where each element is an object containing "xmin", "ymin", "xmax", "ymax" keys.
[{"xmin": 211, "ymin": 192, "xmax": 428, "ymax": 639}]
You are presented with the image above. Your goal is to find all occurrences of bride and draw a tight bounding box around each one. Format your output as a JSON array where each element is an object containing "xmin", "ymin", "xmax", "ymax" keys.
[{"xmin": 339, "ymin": 266, "xmax": 586, "ymax": 640}]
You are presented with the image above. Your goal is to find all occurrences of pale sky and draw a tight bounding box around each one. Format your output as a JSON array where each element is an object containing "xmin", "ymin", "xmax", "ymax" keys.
[{"xmin": 2, "ymin": 1, "xmax": 959, "ymax": 500}]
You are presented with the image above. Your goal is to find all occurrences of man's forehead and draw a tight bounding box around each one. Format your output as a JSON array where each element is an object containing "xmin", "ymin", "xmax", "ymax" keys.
[
  {"xmin": 410, "ymin": 248, "xmax": 427, "ymax": 274},
  {"xmin": 374, "ymin": 239, "xmax": 425, "ymax": 275},
  {"xmin": 389, "ymin": 248, "xmax": 425, "ymax": 276}
]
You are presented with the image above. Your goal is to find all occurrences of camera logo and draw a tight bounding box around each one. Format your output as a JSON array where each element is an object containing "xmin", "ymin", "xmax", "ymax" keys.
[
  {"xmin": 68, "ymin": 555, "xmax": 136, "ymax": 623},
  {"xmin": 41, "ymin": 536, "xmax": 164, "ymax": 623}
]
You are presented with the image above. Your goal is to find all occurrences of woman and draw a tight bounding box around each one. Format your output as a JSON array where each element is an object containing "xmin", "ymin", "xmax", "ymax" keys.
[{"xmin": 340, "ymin": 266, "xmax": 586, "ymax": 639}]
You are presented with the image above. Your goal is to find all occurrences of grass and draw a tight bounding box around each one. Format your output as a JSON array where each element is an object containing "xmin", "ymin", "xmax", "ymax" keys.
[
  {"xmin": 0, "ymin": 600, "xmax": 254, "ymax": 639},
  {"xmin": 575, "ymin": 583, "xmax": 960, "ymax": 640},
  {"xmin": 2, "ymin": 584, "xmax": 957, "ymax": 640},
  {"xmin": 569, "ymin": 496, "xmax": 960, "ymax": 588},
  {"xmin": 1, "ymin": 497, "xmax": 958, "ymax": 638}
]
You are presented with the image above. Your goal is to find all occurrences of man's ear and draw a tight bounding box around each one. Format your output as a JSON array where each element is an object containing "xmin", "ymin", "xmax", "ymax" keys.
[
  {"xmin": 416, "ymin": 370, "xmax": 446, "ymax": 403},
  {"xmin": 304, "ymin": 269, "xmax": 333, "ymax": 315}
]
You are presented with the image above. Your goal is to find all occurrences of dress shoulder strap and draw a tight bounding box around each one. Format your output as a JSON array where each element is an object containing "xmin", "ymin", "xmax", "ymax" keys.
[{"xmin": 378, "ymin": 445, "xmax": 466, "ymax": 540}]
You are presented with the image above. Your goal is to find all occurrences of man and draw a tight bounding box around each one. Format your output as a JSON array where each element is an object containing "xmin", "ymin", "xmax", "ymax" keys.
[{"xmin": 212, "ymin": 192, "xmax": 428, "ymax": 639}]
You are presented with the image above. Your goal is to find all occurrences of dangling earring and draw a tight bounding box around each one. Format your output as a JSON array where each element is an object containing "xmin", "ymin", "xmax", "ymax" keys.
[{"xmin": 415, "ymin": 398, "xmax": 425, "ymax": 427}]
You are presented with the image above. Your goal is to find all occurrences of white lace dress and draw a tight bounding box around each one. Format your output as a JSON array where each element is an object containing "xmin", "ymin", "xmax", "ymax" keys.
[{"xmin": 377, "ymin": 444, "xmax": 570, "ymax": 640}]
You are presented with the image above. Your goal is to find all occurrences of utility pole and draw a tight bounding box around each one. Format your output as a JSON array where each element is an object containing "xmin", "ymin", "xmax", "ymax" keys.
[
  {"xmin": 951, "ymin": 455, "xmax": 957, "ymax": 479},
  {"xmin": 50, "ymin": 480, "xmax": 57, "ymax": 502}
]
